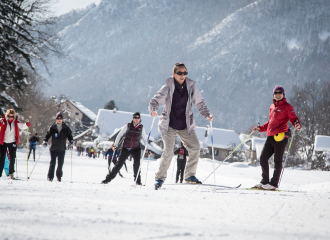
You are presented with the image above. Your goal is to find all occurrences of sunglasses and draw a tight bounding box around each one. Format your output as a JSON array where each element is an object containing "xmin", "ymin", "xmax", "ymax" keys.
[
  {"xmin": 7, "ymin": 115, "xmax": 14, "ymax": 118},
  {"xmin": 56, "ymin": 118, "xmax": 63, "ymax": 120},
  {"xmin": 274, "ymin": 91, "xmax": 283, "ymax": 95},
  {"xmin": 133, "ymin": 117, "xmax": 140, "ymax": 119},
  {"xmin": 175, "ymin": 71, "xmax": 188, "ymax": 76}
]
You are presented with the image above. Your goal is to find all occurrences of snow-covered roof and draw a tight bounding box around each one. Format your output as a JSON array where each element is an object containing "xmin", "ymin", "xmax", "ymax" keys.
[
  {"xmin": 73, "ymin": 127, "xmax": 92, "ymax": 140},
  {"xmin": 97, "ymin": 141, "xmax": 114, "ymax": 150},
  {"xmin": 194, "ymin": 126, "xmax": 240, "ymax": 149},
  {"xmin": 314, "ymin": 135, "xmax": 330, "ymax": 152},
  {"xmin": 251, "ymin": 138, "xmax": 266, "ymax": 152},
  {"xmin": 95, "ymin": 109, "xmax": 161, "ymax": 139},
  {"xmin": 69, "ymin": 100, "xmax": 97, "ymax": 121},
  {"xmin": 81, "ymin": 141, "xmax": 95, "ymax": 147}
]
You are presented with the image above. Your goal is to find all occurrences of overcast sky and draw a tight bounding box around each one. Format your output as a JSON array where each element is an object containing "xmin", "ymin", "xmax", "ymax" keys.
[{"xmin": 53, "ymin": 0, "xmax": 102, "ymax": 16}]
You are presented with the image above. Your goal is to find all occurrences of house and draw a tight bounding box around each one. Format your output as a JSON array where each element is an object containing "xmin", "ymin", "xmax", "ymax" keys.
[
  {"xmin": 241, "ymin": 136, "xmax": 266, "ymax": 164},
  {"xmin": 195, "ymin": 126, "xmax": 241, "ymax": 161},
  {"xmin": 312, "ymin": 135, "xmax": 330, "ymax": 170},
  {"xmin": 58, "ymin": 100, "xmax": 97, "ymax": 127},
  {"xmin": 57, "ymin": 100, "xmax": 97, "ymax": 143}
]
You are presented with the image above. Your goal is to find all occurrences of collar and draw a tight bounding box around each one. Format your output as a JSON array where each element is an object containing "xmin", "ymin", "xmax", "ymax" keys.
[
  {"xmin": 174, "ymin": 78, "xmax": 186, "ymax": 89},
  {"xmin": 273, "ymin": 98, "xmax": 287, "ymax": 106},
  {"xmin": 165, "ymin": 76, "xmax": 195, "ymax": 92}
]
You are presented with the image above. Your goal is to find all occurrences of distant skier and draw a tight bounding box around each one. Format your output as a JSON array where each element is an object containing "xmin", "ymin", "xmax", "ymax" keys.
[
  {"xmin": 0, "ymin": 109, "xmax": 31, "ymax": 179},
  {"xmin": 28, "ymin": 133, "xmax": 39, "ymax": 161},
  {"xmin": 149, "ymin": 63, "xmax": 213, "ymax": 189},
  {"xmin": 101, "ymin": 112, "xmax": 147, "ymax": 185},
  {"xmin": 43, "ymin": 112, "xmax": 74, "ymax": 182},
  {"xmin": 174, "ymin": 143, "xmax": 189, "ymax": 183},
  {"xmin": 252, "ymin": 85, "xmax": 301, "ymax": 190}
]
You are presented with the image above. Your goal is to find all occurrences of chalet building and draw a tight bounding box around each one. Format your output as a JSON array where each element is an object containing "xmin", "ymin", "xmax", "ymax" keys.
[
  {"xmin": 58, "ymin": 100, "xmax": 97, "ymax": 143},
  {"xmin": 57, "ymin": 100, "xmax": 97, "ymax": 127},
  {"xmin": 195, "ymin": 127, "xmax": 241, "ymax": 161}
]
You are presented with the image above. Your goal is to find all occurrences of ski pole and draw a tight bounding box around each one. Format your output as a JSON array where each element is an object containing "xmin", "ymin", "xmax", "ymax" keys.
[
  {"xmin": 16, "ymin": 156, "xmax": 18, "ymax": 179},
  {"xmin": 210, "ymin": 121, "xmax": 216, "ymax": 184},
  {"xmin": 278, "ymin": 126, "xmax": 297, "ymax": 188},
  {"xmin": 144, "ymin": 151, "xmax": 151, "ymax": 186},
  {"xmin": 198, "ymin": 131, "xmax": 254, "ymax": 187},
  {"xmin": 171, "ymin": 158, "xmax": 176, "ymax": 183},
  {"xmin": 26, "ymin": 127, "xmax": 29, "ymax": 180},
  {"xmin": 28, "ymin": 148, "xmax": 44, "ymax": 179},
  {"xmin": 134, "ymin": 117, "xmax": 155, "ymax": 186},
  {"xmin": 71, "ymin": 149, "xmax": 73, "ymax": 183},
  {"xmin": 108, "ymin": 150, "xmax": 116, "ymax": 173}
]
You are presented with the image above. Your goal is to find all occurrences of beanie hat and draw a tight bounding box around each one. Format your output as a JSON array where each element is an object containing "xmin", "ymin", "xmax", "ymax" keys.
[
  {"xmin": 56, "ymin": 112, "xmax": 63, "ymax": 119},
  {"xmin": 133, "ymin": 112, "xmax": 140, "ymax": 118},
  {"xmin": 273, "ymin": 85, "xmax": 285, "ymax": 96}
]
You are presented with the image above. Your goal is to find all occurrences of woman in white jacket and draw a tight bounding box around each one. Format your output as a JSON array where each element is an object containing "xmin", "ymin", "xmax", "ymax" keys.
[{"xmin": 0, "ymin": 109, "xmax": 31, "ymax": 179}]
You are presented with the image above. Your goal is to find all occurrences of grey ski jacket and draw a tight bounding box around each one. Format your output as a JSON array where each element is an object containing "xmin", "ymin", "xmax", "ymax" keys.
[{"xmin": 148, "ymin": 77, "xmax": 210, "ymax": 135}]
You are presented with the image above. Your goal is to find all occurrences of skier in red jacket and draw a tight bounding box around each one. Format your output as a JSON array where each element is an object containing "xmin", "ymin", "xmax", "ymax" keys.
[
  {"xmin": 252, "ymin": 85, "xmax": 301, "ymax": 190},
  {"xmin": 0, "ymin": 109, "xmax": 31, "ymax": 179}
]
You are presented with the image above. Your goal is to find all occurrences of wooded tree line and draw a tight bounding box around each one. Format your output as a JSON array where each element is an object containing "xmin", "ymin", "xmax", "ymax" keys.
[
  {"xmin": 287, "ymin": 79, "xmax": 330, "ymax": 170},
  {"xmin": 0, "ymin": 0, "xmax": 61, "ymax": 146}
]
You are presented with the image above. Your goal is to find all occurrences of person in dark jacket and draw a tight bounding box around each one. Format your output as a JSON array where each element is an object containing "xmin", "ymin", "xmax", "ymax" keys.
[
  {"xmin": 174, "ymin": 143, "xmax": 189, "ymax": 183},
  {"xmin": 43, "ymin": 112, "xmax": 74, "ymax": 182},
  {"xmin": 28, "ymin": 133, "xmax": 39, "ymax": 161},
  {"xmin": 253, "ymin": 85, "xmax": 301, "ymax": 190},
  {"xmin": 101, "ymin": 112, "xmax": 147, "ymax": 185}
]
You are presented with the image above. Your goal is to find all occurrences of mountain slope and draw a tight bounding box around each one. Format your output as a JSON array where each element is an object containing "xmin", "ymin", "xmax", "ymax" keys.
[{"xmin": 38, "ymin": 0, "xmax": 330, "ymax": 132}]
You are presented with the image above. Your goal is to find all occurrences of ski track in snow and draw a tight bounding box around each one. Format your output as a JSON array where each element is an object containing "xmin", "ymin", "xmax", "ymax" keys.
[{"xmin": 0, "ymin": 150, "xmax": 329, "ymax": 240}]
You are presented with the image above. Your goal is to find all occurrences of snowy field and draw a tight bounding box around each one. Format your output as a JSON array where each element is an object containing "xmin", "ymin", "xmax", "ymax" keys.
[{"xmin": 1, "ymin": 149, "xmax": 330, "ymax": 240}]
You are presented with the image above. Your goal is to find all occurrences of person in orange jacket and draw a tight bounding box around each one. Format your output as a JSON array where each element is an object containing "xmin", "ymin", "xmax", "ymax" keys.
[
  {"xmin": 0, "ymin": 109, "xmax": 31, "ymax": 179},
  {"xmin": 252, "ymin": 85, "xmax": 301, "ymax": 190}
]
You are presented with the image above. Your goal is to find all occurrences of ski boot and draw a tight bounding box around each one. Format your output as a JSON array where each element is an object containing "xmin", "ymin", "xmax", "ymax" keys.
[
  {"xmin": 57, "ymin": 177, "xmax": 61, "ymax": 182},
  {"xmin": 154, "ymin": 179, "xmax": 164, "ymax": 190},
  {"xmin": 185, "ymin": 176, "xmax": 202, "ymax": 184},
  {"xmin": 47, "ymin": 178, "xmax": 53, "ymax": 182},
  {"xmin": 253, "ymin": 183, "xmax": 263, "ymax": 189},
  {"xmin": 261, "ymin": 184, "xmax": 277, "ymax": 191},
  {"xmin": 9, "ymin": 174, "xmax": 15, "ymax": 180}
]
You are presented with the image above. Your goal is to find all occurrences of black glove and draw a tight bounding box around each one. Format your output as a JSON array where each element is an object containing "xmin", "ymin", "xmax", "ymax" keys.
[
  {"xmin": 68, "ymin": 141, "xmax": 74, "ymax": 147},
  {"xmin": 42, "ymin": 142, "xmax": 47, "ymax": 148}
]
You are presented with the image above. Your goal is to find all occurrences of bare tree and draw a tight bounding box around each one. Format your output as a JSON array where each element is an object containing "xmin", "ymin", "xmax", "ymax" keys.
[{"xmin": 289, "ymin": 79, "xmax": 330, "ymax": 168}]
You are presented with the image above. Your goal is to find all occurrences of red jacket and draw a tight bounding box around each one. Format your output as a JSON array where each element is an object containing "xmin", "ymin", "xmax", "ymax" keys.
[
  {"xmin": 0, "ymin": 116, "xmax": 21, "ymax": 145},
  {"xmin": 260, "ymin": 98, "xmax": 300, "ymax": 136}
]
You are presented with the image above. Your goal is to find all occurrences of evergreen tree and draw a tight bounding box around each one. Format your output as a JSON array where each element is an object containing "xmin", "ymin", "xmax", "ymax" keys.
[
  {"xmin": 104, "ymin": 100, "xmax": 118, "ymax": 110},
  {"xmin": 0, "ymin": 0, "xmax": 60, "ymax": 115}
]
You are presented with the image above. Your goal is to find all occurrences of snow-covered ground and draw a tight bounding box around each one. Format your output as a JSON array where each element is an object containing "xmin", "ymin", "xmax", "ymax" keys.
[{"xmin": 1, "ymin": 150, "xmax": 329, "ymax": 240}]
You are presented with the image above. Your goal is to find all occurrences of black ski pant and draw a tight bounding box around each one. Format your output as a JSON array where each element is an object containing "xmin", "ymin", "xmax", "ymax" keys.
[
  {"xmin": 260, "ymin": 136, "xmax": 288, "ymax": 187},
  {"xmin": 48, "ymin": 151, "xmax": 65, "ymax": 180},
  {"xmin": 28, "ymin": 147, "xmax": 36, "ymax": 161},
  {"xmin": 105, "ymin": 147, "xmax": 141, "ymax": 183},
  {"xmin": 0, "ymin": 142, "xmax": 17, "ymax": 176},
  {"xmin": 108, "ymin": 158, "xmax": 126, "ymax": 176},
  {"xmin": 176, "ymin": 160, "xmax": 186, "ymax": 183}
]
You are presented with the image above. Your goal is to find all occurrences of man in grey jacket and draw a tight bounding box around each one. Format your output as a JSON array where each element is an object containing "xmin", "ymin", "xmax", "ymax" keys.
[{"xmin": 149, "ymin": 63, "xmax": 213, "ymax": 189}]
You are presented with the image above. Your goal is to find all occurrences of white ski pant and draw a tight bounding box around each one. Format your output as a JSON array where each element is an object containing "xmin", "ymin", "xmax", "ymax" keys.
[{"xmin": 155, "ymin": 127, "xmax": 200, "ymax": 181}]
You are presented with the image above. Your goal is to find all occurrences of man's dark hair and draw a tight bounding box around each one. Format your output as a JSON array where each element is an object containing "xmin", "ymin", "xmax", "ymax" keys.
[
  {"xmin": 133, "ymin": 112, "xmax": 140, "ymax": 118},
  {"xmin": 173, "ymin": 63, "xmax": 187, "ymax": 73},
  {"xmin": 35, "ymin": 133, "xmax": 38, "ymax": 136}
]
